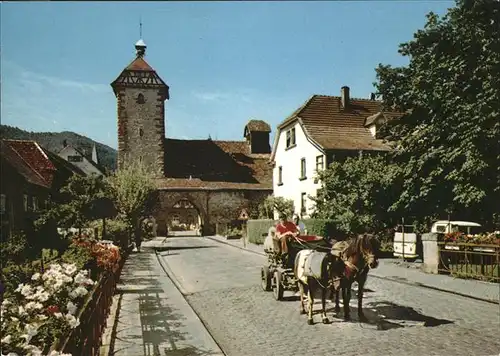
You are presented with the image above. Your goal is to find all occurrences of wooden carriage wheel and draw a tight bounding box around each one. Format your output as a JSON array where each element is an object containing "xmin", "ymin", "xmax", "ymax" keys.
[
  {"xmin": 261, "ymin": 266, "xmax": 272, "ymax": 291},
  {"xmin": 273, "ymin": 270, "xmax": 284, "ymax": 301}
]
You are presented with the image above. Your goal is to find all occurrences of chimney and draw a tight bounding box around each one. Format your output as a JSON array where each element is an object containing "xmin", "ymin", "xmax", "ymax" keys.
[
  {"xmin": 341, "ymin": 86, "xmax": 350, "ymax": 109},
  {"xmin": 370, "ymin": 93, "xmax": 376, "ymax": 100},
  {"xmin": 62, "ymin": 139, "xmax": 68, "ymax": 148}
]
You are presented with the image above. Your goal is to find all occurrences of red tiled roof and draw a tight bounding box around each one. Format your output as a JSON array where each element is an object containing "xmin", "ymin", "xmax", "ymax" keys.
[
  {"xmin": 3, "ymin": 139, "xmax": 56, "ymax": 186},
  {"xmin": 125, "ymin": 57, "xmax": 155, "ymax": 72},
  {"xmin": 278, "ymin": 95, "xmax": 402, "ymax": 151},
  {"xmin": 162, "ymin": 138, "xmax": 272, "ymax": 190},
  {"xmin": 1, "ymin": 140, "xmax": 50, "ymax": 188}
]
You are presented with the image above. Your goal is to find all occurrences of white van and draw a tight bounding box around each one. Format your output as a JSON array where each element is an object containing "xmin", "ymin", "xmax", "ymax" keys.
[
  {"xmin": 393, "ymin": 224, "xmax": 421, "ymax": 260},
  {"xmin": 430, "ymin": 220, "xmax": 482, "ymax": 235}
]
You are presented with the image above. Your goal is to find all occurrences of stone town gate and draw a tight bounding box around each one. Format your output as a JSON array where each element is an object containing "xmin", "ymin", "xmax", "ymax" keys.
[{"xmin": 152, "ymin": 189, "xmax": 271, "ymax": 236}]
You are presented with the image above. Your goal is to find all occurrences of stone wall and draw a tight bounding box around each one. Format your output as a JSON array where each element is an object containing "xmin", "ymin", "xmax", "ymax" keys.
[
  {"xmin": 116, "ymin": 87, "xmax": 166, "ymax": 177},
  {"xmin": 152, "ymin": 189, "xmax": 272, "ymax": 236}
]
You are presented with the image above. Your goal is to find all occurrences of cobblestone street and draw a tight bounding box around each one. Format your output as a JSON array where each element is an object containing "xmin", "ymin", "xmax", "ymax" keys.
[{"xmin": 157, "ymin": 236, "xmax": 500, "ymax": 356}]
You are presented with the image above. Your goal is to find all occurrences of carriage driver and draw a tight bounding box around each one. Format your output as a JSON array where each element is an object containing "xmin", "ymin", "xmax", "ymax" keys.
[{"xmin": 275, "ymin": 213, "xmax": 300, "ymax": 264}]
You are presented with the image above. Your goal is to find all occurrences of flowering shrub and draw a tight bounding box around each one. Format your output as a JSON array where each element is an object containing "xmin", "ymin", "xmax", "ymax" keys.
[
  {"xmin": 69, "ymin": 236, "xmax": 121, "ymax": 272},
  {"xmin": 444, "ymin": 231, "xmax": 500, "ymax": 245},
  {"xmin": 1, "ymin": 263, "xmax": 95, "ymax": 356}
]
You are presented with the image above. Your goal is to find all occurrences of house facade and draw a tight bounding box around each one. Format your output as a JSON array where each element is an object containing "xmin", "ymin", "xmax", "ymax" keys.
[
  {"xmin": 58, "ymin": 142, "xmax": 105, "ymax": 176},
  {"xmin": 0, "ymin": 139, "xmax": 85, "ymax": 240},
  {"xmin": 271, "ymin": 86, "xmax": 400, "ymax": 218},
  {"xmin": 110, "ymin": 39, "xmax": 273, "ymax": 236}
]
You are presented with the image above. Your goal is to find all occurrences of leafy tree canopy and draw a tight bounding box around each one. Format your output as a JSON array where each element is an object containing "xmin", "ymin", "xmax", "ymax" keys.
[
  {"xmin": 375, "ymin": 0, "xmax": 500, "ymax": 226},
  {"xmin": 258, "ymin": 196, "xmax": 294, "ymax": 220},
  {"xmin": 106, "ymin": 159, "xmax": 156, "ymax": 243},
  {"xmin": 312, "ymin": 153, "xmax": 400, "ymax": 234}
]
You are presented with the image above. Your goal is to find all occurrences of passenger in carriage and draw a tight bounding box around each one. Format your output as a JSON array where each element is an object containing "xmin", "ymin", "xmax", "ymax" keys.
[
  {"xmin": 275, "ymin": 213, "xmax": 300, "ymax": 265},
  {"xmin": 293, "ymin": 214, "xmax": 307, "ymax": 235}
]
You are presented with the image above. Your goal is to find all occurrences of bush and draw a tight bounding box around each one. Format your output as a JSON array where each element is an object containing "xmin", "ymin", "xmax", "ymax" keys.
[
  {"xmin": 88, "ymin": 218, "xmax": 129, "ymax": 248},
  {"xmin": 60, "ymin": 241, "xmax": 95, "ymax": 275},
  {"xmin": 302, "ymin": 219, "xmax": 341, "ymax": 239},
  {"xmin": 247, "ymin": 219, "xmax": 276, "ymax": 245},
  {"xmin": 258, "ymin": 196, "xmax": 294, "ymax": 219},
  {"xmin": 1, "ymin": 231, "xmax": 29, "ymax": 264}
]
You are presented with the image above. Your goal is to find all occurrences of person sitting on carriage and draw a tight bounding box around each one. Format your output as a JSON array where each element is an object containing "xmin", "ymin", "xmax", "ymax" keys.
[
  {"xmin": 292, "ymin": 213, "xmax": 307, "ymax": 235},
  {"xmin": 275, "ymin": 213, "xmax": 300, "ymax": 266}
]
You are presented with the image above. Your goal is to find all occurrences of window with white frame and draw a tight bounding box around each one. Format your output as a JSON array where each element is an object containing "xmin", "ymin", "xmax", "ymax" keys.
[
  {"xmin": 278, "ymin": 166, "xmax": 283, "ymax": 185},
  {"xmin": 32, "ymin": 196, "xmax": 38, "ymax": 211},
  {"xmin": 286, "ymin": 128, "xmax": 296, "ymax": 148},
  {"xmin": 300, "ymin": 158, "xmax": 306, "ymax": 179},
  {"xmin": 23, "ymin": 194, "xmax": 28, "ymax": 211},
  {"xmin": 315, "ymin": 155, "xmax": 324, "ymax": 172}
]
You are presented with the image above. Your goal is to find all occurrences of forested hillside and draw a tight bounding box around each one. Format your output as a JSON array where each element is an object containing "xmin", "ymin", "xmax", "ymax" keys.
[{"xmin": 0, "ymin": 125, "xmax": 117, "ymax": 171}]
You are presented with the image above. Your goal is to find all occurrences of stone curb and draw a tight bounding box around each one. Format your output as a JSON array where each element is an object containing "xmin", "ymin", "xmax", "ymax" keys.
[
  {"xmin": 154, "ymin": 249, "xmax": 227, "ymax": 356},
  {"xmin": 206, "ymin": 235, "xmax": 499, "ymax": 305}
]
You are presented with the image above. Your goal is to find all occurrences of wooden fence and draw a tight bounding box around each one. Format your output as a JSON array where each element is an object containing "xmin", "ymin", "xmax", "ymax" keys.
[
  {"xmin": 438, "ymin": 242, "xmax": 500, "ymax": 283},
  {"xmin": 50, "ymin": 250, "xmax": 128, "ymax": 355}
]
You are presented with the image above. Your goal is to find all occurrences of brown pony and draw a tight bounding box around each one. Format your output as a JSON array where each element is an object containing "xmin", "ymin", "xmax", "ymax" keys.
[{"xmin": 331, "ymin": 233, "xmax": 380, "ymax": 321}]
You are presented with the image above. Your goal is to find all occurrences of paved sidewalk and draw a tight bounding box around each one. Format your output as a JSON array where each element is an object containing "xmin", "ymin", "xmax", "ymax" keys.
[
  {"xmin": 102, "ymin": 237, "xmax": 224, "ymax": 356},
  {"xmin": 208, "ymin": 235, "xmax": 500, "ymax": 304}
]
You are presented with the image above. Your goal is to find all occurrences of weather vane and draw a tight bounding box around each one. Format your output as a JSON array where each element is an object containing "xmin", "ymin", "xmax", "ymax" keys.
[{"xmin": 140, "ymin": 16, "xmax": 143, "ymax": 38}]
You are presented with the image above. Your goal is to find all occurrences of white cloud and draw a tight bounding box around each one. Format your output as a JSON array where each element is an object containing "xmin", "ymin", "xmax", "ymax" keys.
[{"xmin": 4, "ymin": 60, "xmax": 108, "ymax": 94}]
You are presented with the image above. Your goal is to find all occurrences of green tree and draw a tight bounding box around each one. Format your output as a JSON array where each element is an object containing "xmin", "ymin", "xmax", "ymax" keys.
[
  {"xmin": 258, "ymin": 196, "xmax": 294, "ymax": 219},
  {"xmin": 312, "ymin": 153, "xmax": 400, "ymax": 234},
  {"xmin": 374, "ymin": 0, "xmax": 500, "ymax": 228},
  {"xmin": 106, "ymin": 159, "xmax": 156, "ymax": 249},
  {"xmin": 36, "ymin": 173, "xmax": 109, "ymax": 238}
]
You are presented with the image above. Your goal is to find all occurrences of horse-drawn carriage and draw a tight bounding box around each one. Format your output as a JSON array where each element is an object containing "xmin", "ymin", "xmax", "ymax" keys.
[{"xmin": 260, "ymin": 227, "xmax": 332, "ymax": 300}]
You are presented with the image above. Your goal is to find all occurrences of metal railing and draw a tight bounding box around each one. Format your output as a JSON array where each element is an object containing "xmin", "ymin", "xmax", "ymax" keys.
[{"xmin": 438, "ymin": 241, "xmax": 500, "ymax": 283}]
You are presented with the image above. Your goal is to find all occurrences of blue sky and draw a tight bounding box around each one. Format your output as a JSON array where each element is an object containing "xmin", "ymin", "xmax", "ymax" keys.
[{"xmin": 1, "ymin": 1, "xmax": 454, "ymax": 149}]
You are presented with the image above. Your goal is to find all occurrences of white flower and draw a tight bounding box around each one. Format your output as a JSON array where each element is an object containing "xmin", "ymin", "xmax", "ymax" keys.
[
  {"xmin": 65, "ymin": 313, "xmax": 80, "ymax": 328},
  {"xmin": 35, "ymin": 291, "xmax": 50, "ymax": 302},
  {"xmin": 54, "ymin": 312, "xmax": 63, "ymax": 319},
  {"xmin": 20, "ymin": 284, "xmax": 34, "ymax": 297},
  {"xmin": 15, "ymin": 283, "xmax": 24, "ymax": 293},
  {"xmin": 1, "ymin": 334, "xmax": 12, "ymax": 344},
  {"xmin": 36, "ymin": 314, "xmax": 48, "ymax": 321},
  {"xmin": 21, "ymin": 323, "xmax": 39, "ymax": 343},
  {"xmin": 64, "ymin": 263, "xmax": 77, "ymax": 276},
  {"xmin": 48, "ymin": 351, "xmax": 72, "ymax": 356},
  {"xmin": 10, "ymin": 316, "xmax": 19, "ymax": 322},
  {"xmin": 31, "ymin": 272, "xmax": 41, "ymax": 281},
  {"xmin": 66, "ymin": 301, "xmax": 78, "ymax": 315},
  {"xmin": 18, "ymin": 306, "xmax": 27, "ymax": 316},
  {"xmin": 23, "ymin": 344, "xmax": 43, "ymax": 356}
]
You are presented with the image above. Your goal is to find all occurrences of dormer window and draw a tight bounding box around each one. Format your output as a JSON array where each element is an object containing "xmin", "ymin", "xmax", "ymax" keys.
[
  {"xmin": 137, "ymin": 93, "xmax": 145, "ymax": 104},
  {"xmin": 139, "ymin": 128, "xmax": 144, "ymax": 137}
]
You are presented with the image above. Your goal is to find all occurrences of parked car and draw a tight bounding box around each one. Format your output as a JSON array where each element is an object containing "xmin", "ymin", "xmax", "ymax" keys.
[
  {"xmin": 393, "ymin": 224, "xmax": 421, "ymax": 261},
  {"xmin": 430, "ymin": 220, "xmax": 482, "ymax": 235}
]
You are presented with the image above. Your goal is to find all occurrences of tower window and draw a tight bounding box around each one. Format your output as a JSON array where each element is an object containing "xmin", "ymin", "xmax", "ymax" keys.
[
  {"xmin": 139, "ymin": 128, "xmax": 144, "ymax": 137},
  {"xmin": 137, "ymin": 93, "xmax": 145, "ymax": 104}
]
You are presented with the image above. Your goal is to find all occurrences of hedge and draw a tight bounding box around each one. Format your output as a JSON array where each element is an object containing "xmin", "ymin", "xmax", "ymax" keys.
[
  {"xmin": 247, "ymin": 218, "xmax": 342, "ymax": 245},
  {"xmin": 247, "ymin": 219, "xmax": 276, "ymax": 245},
  {"xmin": 303, "ymin": 219, "xmax": 339, "ymax": 238}
]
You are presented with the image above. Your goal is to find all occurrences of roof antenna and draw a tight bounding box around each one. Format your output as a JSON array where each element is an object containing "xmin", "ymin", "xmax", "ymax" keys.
[{"xmin": 139, "ymin": 16, "xmax": 143, "ymax": 39}]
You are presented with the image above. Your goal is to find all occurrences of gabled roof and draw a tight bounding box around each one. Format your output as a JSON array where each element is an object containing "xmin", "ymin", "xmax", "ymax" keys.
[
  {"xmin": 159, "ymin": 138, "xmax": 272, "ymax": 190},
  {"xmin": 276, "ymin": 94, "xmax": 402, "ymax": 152},
  {"xmin": 2, "ymin": 139, "xmax": 56, "ymax": 186},
  {"xmin": 1, "ymin": 140, "xmax": 50, "ymax": 188},
  {"xmin": 58, "ymin": 145, "xmax": 106, "ymax": 176}
]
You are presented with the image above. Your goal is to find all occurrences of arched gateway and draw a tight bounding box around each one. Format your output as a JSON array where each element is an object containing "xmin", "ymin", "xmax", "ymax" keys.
[{"xmin": 167, "ymin": 199, "xmax": 201, "ymax": 235}]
